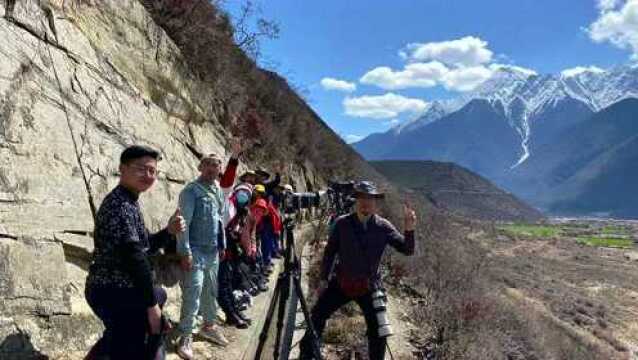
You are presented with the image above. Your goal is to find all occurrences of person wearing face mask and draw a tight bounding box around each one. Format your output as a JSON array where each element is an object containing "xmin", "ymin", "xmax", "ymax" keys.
[
  {"xmin": 217, "ymin": 184, "xmax": 254, "ymax": 329},
  {"xmin": 299, "ymin": 181, "xmax": 417, "ymax": 360}
]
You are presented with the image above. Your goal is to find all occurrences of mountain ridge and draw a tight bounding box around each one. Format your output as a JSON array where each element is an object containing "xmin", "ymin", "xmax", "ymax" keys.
[
  {"xmin": 370, "ymin": 160, "xmax": 544, "ymax": 222},
  {"xmin": 356, "ymin": 65, "xmax": 638, "ymax": 168}
]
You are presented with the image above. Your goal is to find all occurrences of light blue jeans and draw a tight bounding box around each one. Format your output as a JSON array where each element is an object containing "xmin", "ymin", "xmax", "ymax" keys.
[{"xmin": 178, "ymin": 249, "xmax": 219, "ymax": 335}]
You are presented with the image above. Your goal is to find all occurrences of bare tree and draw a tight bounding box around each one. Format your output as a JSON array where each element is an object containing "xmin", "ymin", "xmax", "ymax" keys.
[{"xmin": 231, "ymin": 0, "xmax": 280, "ymax": 60}]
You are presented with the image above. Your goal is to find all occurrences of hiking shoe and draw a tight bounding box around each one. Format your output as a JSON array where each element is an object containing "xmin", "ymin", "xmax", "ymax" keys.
[
  {"xmin": 199, "ymin": 325, "xmax": 229, "ymax": 347},
  {"xmin": 226, "ymin": 312, "xmax": 249, "ymax": 329},
  {"xmin": 237, "ymin": 311, "xmax": 252, "ymax": 325},
  {"xmin": 193, "ymin": 315, "xmax": 203, "ymax": 328},
  {"xmin": 176, "ymin": 335, "xmax": 194, "ymax": 360},
  {"xmin": 216, "ymin": 309, "xmax": 226, "ymax": 323}
]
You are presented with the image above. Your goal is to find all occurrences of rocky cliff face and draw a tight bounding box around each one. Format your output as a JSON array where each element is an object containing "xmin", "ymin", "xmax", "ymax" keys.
[{"xmin": 0, "ymin": 1, "xmax": 379, "ymax": 357}]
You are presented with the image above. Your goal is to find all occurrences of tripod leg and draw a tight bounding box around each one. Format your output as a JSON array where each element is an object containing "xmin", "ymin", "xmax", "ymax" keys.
[
  {"xmin": 293, "ymin": 274, "xmax": 323, "ymax": 360},
  {"xmin": 273, "ymin": 272, "xmax": 291, "ymax": 359},
  {"xmin": 255, "ymin": 275, "xmax": 283, "ymax": 360}
]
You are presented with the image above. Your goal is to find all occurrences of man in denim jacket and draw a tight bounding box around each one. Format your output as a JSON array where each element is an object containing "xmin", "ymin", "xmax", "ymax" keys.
[{"xmin": 176, "ymin": 146, "xmax": 239, "ymax": 359}]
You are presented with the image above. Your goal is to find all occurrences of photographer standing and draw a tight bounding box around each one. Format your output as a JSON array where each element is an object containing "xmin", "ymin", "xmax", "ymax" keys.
[{"xmin": 300, "ymin": 181, "xmax": 417, "ymax": 360}]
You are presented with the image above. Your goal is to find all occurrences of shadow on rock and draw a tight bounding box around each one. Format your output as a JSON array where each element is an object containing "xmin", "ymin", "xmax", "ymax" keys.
[{"xmin": 1, "ymin": 333, "xmax": 49, "ymax": 360}]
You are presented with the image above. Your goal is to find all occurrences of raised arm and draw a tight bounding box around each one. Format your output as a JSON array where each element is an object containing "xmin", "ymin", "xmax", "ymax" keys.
[
  {"xmin": 220, "ymin": 138, "xmax": 242, "ymax": 189},
  {"xmin": 385, "ymin": 204, "xmax": 417, "ymax": 255},
  {"xmin": 385, "ymin": 222, "xmax": 415, "ymax": 255}
]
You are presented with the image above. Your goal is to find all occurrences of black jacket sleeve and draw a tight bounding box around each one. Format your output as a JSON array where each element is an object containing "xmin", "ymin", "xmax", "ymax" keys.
[
  {"xmin": 117, "ymin": 212, "xmax": 157, "ymax": 307},
  {"xmin": 384, "ymin": 220, "xmax": 416, "ymax": 255},
  {"xmin": 120, "ymin": 241, "xmax": 157, "ymax": 307}
]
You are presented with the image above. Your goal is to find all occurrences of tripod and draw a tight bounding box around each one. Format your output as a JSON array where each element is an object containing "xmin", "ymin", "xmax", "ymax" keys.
[{"xmin": 254, "ymin": 218, "xmax": 323, "ymax": 360}]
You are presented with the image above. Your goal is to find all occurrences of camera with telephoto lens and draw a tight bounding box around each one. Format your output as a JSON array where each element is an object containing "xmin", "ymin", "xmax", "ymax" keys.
[
  {"xmin": 372, "ymin": 289, "xmax": 393, "ymax": 338},
  {"xmin": 283, "ymin": 191, "xmax": 326, "ymax": 214},
  {"xmin": 328, "ymin": 180, "xmax": 356, "ymax": 216}
]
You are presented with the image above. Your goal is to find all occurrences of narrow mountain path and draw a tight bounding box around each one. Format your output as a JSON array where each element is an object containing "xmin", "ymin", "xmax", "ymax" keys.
[{"xmin": 386, "ymin": 294, "xmax": 419, "ymax": 359}]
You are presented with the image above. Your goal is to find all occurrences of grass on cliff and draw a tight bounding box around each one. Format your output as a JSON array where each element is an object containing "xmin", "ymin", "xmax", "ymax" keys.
[
  {"xmin": 600, "ymin": 225, "xmax": 631, "ymax": 236},
  {"xmin": 499, "ymin": 224, "xmax": 562, "ymax": 238},
  {"xmin": 576, "ymin": 236, "xmax": 634, "ymax": 249}
]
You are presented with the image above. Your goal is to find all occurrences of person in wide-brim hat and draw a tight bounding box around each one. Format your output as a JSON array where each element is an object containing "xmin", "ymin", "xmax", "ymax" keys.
[
  {"xmin": 239, "ymin": 170, "xmax": 258, "ymax": 184},
  {"xmin": 299, "ymin": 178, "xmax": 416, "ymax": 360},
  {"xmin": 352, "ymin": 180, "xmax": 385, "ymax": 199},
  {"xmin": 255, "ymin": 168, "xmax": 270, "ymax": 181}
]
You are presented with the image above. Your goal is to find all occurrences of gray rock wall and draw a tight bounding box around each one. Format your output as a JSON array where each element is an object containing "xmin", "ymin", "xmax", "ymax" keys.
[{"xmin": 0, "ymin": 0, "xmax": 321, "ymax": 357}]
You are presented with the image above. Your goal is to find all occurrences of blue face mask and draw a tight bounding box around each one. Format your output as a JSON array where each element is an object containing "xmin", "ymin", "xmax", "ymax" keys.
[{"xmin": 236, "ymin": 191, "xmax": 250, "ymax": 208}]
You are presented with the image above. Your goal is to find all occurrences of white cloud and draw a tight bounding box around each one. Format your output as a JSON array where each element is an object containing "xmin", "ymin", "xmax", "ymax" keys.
[
  {"xmin": 598, "ymin": 0, "xmax": 621, "ymax": 11},
  {"xmin": 442, "ymin": 66, "xmax": 494, "ymax": 92},
  {"xmin": 320, "ymin": 77, "xmax": 357, "ymax": 92},
  {"xmin": 588, "ymin": 0, "xmax": 638, "ymax": 58},
  {"xmin": 343, "ymin": 93, "xmax": 428, "ymax": 119},
  {"xmin": 402, "ymin": 36, "xmax": 493, "ymax": 67},
  {"xmin": 489, "ymin": 63, "xmax": 538, "ymax": 77},
  {"xmin": 359, "ymin": 61, "xmax": 449, "ymax": 90},
  {"xmin": 560, "ymin": 65, "xmax": 606, "ymax": 78},
  {"xmin": 360, "ymin": 36, "xmax": 538, "ymax": 93},
  {"xmin": 344, "ymin": 134, "xmax": 364, "ymax": 144}
]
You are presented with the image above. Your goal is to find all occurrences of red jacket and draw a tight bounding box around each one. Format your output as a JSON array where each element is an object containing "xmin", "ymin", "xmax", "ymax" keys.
[
  {"xmin": 220, "ymin": 158, "xmax": 238, "ymax": 188},
  {"xmin": 268, "ymin": 200, "xmax": 282, "ymax": 235}
]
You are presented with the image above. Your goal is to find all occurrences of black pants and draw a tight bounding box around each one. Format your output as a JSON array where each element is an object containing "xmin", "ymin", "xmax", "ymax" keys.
[
  {"xmin": 300, "ymin": 281, "xmax": 387, "ymax": 360},
  {"xmin": 85, "ymin": 286, "xmax": 167, "ymax": 360},
  {"xmin": 218, "ymin": 258, "xmax": 237, "ymax": 316}
]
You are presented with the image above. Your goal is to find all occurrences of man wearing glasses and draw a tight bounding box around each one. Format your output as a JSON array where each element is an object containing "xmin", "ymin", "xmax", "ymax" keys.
[{"xmin": 85, "ymin": 145, "xmax": 185, "ymax": 359}]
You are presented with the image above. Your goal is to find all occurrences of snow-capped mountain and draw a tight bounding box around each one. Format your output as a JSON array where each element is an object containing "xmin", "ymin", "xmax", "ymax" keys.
[
  {"xmin": 473, "ymin": 64, "xmax": 638, "ymax": 115},
  {"xmin": 394, "ymin": 101, "xmax": 449, "ymax": 134},
  {"xmin": 372, "ymin": 65, "xmax": 638, "ymax": 168},
  {"xmin": 353, "ymin": 65, "xmax": 638, "ymax": 217},
  {"xmin": 474, "ymin": 65, "xmax": 638, "ymax": 167}
]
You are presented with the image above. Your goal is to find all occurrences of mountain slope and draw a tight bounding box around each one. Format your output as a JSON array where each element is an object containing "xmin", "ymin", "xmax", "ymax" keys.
[
  {"xmin": 354, "ymin": 66, "xmax": 638, "ymax": 217},
  {"xmin": 509, "ymin": 98, "xmax": 638, "ymax": 217},
  {"xmin": 355, "ymin": 66, "xmax": 638, "ymax": 169},
  {"xmin": 371, "ymin": 160, "xmax": 544, "ymax": 222},
  {"xmin": 379, "ymin": 99, "xmax": 522, "ymax": 183}
]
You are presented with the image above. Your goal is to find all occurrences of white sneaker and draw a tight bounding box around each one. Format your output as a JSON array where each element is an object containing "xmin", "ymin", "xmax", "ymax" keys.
[
  {"xmin": 199, "ymin": 325, "xmax": 229, "ymax": 347},
  {"xmin": 216, "ymin": 308, "xmax": 226, "ymax": 323},
  {"xmin": 194, "ymin": 315, "xmax": 203, "ymax": 328},
  {"xmin": 176, "ymin": 335, "xmax": 194, "ymax": 360}
]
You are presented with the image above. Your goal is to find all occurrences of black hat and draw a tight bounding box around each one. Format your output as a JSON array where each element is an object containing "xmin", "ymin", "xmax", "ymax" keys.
[
  {"xmin": 120, "ymin": 145, "xmax": 160, "ymax": 165},
  {"xmin": 255, "ymin": 168, "xmax": 270, "ymax": 180},
  {"xmin": 353, "ymin": 181, "xmax": 384, "ymax": 199},
  {"xmin": 239, "ymin": 170, "xmax": 258, "ymax": 182}
]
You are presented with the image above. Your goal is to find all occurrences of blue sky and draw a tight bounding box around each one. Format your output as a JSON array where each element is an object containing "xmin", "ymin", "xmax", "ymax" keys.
[{"xmin": 225, "ymin": 0, "xmax": 638, "ymax": 143}]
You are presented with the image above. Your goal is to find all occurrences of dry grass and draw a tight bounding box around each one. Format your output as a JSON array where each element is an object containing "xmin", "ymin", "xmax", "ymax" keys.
[{"xmin": 387, "ymin": 191, "xmax": 638, "ymax": 359}]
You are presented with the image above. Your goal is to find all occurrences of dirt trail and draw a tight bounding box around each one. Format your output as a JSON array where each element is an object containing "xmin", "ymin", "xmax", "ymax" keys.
[{"xmin": 386, "ymin": 294, "xmax": 419, "ymax": 359}]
